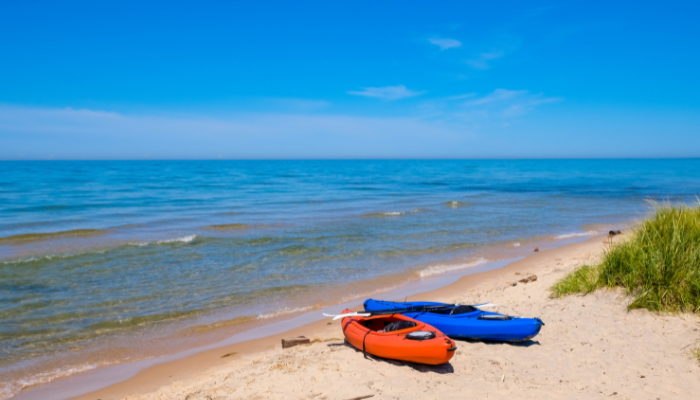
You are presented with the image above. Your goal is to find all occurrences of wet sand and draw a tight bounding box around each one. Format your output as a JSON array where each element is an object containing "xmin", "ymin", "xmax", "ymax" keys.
[{"xmin": 18, "ymin": 234, "xmax": 700, "ymax": 400}]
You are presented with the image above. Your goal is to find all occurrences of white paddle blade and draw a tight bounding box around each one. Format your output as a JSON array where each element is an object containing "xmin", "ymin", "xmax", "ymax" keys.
[
  {"xmin": 469, "ymin": 302, "xmax": 501, "ymax": 308},
  {"xmin": 322, "ymin": 311, "xmax": 371, "ymax": 321}
]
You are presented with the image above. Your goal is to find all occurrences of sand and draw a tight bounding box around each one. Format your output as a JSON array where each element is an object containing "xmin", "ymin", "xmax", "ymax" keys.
[{"xmin": 71, "ymin": 235, "xmax": 699, "ymax": 400}]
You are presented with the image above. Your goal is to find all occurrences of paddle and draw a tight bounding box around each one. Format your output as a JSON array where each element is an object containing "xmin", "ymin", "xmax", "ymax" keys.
[{"xmin": 323, "ymin": 302, "xmax": 501, "ymax": 321}]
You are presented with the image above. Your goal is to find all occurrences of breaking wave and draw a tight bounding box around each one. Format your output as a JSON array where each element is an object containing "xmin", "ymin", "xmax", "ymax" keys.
[
  {"xmin": 554, "ymin": 231, "xmax": 597, "ymax": 239},
  {"xmin": 0, "ymin": 362, "xmax": 108, "ymax": 400},
  {"xmin": 2, "ymin": 235, "xmax": 198, "ymax": 264},
  {"xmin": 359, "ymin": 209, "xmax": 429, "ymax": 218},
  {"xmin": 128, "ymin": 234, "xmax": 198, "ymax": 246},
  {"xmin": 443, "ymin": 201, "xmax": 474, "ymax": 208},
  {"xmin": 156, "ymin": 234, "xmax": 197, "ymax": 244},
  {"xmin": 256, "ymin": 306, "xmax": 313, "ymax": 320}
]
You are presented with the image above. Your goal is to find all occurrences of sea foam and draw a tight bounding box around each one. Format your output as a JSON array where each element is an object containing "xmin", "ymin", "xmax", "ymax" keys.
[
  {"xmin": 554, "ymin": 231, "xmax": 597, "ymax": 239},
  {"xmin": 256, "ymin": 306, "xmax": 313, "ymax": 320},
  {"xmin": 419, "ymin": 257, "xmax": 488, "ymax": 278},
  {"xmin": 0, "ymin": 362, "xmax": 105, "ymax": 400},
  {"xmin": 127, "ymin": 234, "xmax": 198, "ymax": 247},
  {"xmin": 156, "ymin": 234, "xmax": 197, "ymax": 244}
]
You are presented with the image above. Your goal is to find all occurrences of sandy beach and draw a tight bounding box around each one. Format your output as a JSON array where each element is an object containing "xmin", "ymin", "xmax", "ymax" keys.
[
  {"xmin": 55, "ymin": 235, "xmax": 698, "ymax": 400},
  {"xmin": 4, "ymin": 1, "xmax": 700, "ymax": 398}
]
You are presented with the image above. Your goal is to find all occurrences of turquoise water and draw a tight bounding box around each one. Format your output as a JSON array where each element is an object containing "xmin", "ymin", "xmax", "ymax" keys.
[{"xmin": 1, "ymin": 159, "xmax": 699, "ymax": 397}]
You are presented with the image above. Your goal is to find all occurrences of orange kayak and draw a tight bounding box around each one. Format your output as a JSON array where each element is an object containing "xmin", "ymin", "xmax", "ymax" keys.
[{"xmin": 341, "ymin": 309, "xmax": 456, "ymax": 365}]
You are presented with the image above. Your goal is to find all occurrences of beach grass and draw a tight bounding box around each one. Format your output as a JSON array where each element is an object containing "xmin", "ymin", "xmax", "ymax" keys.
[
  {"xmin": 692, "ymin": 348, "xmax": 700, "ymax": 364},
  {"xmin": 551, "ymin": 203, "xmax": 700, "ymax": 313}
]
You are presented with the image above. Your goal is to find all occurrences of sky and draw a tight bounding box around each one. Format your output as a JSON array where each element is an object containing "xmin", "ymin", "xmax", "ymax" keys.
[{"xmin": 1, "ymin": 0, "xmax": 699, "ymax": 159}]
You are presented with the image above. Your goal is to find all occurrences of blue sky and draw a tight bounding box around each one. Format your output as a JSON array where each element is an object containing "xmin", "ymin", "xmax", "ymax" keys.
[{"xmin": 1, "ymin": 1, "xmax": 699, "ymax": 159}]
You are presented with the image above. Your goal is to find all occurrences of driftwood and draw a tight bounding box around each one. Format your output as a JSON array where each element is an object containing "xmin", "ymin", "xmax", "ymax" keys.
[
  {"xmin": 345, "ymin": 395, "xmax": 374, "ymax": 400},
  {"xmin": 282, "ymin": 336, "xmax": 310, "ymax": 349},
  {"xmin": 518, "ymin": 275, "xmax": 537, "ymax": 284}
]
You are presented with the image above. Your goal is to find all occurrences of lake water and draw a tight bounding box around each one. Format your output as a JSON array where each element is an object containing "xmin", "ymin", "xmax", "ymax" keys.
[{"xmin": 1, "ymin": 159, "xmax": 699, "ymax": 398}]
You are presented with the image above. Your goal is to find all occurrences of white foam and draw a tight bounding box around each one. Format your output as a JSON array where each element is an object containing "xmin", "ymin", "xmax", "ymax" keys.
[
  {"xmin": 419, "ymin": 257, "xmax": 488, "ymax": 278},
  {"xmin": 382, "ymin": 211, "xmax": 404, "ymax": 216},
  {"xmin": 554, "ymin": 231, "xmax": 597, "ymax": 239},
  {"xmin": 125, "ymin": 235, "xmax": 196, "ymax": 247},
  {"xmin": 2, "ymin": 235, "xmax": 197, "ymax": 264},
  {"xmin": 513, "ymin": 242, "xmax": 521, "ymax": 247},
  {"xmin": 0, "ymin": 363, "xmax": 104, "ymax": 400},
  {"xmin": 156, "ymin": 234, "xmax": 197, "ymax": 244},
  {"xmin": 256, "ymin": 306, "xmax": 312, "ymax": 320}
]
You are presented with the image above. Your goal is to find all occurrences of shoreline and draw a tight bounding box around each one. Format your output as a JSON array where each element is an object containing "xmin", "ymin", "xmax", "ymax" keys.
[
  {"xmin": 13, "ymin": 233, "xmax": 626, "ymax": 400},
  {"xmin": 3, "ymin": 226, "xmax": 619, "ymax": 400}
]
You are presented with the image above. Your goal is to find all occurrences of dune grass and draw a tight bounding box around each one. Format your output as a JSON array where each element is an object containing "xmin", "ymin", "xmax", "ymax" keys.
[
  {"xmin": 692, "ymin": 348, "xmax": 700, "ymax": 364},
  {"xmin": 551, "ymin": 203, "xmax": 700, "ymax": 313}
]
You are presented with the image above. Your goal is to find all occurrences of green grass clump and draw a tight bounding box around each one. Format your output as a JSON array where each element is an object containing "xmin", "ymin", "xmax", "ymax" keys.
[
  {"xmin": 551, "ymin": 203, "xmax": 700, "ymax": 313},
  {"xmin": 692, "ymin": 348, "xmax": 700, "ymax": 364},
  {"xmin": 551, "ymin": 264, "xmax": 600, "ymax": 297}
]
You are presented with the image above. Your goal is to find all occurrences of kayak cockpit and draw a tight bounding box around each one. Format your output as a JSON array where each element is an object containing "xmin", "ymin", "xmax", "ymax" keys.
[{"xmin": 363, "ymin": 316, "xmax": 422, "ymax": 333}]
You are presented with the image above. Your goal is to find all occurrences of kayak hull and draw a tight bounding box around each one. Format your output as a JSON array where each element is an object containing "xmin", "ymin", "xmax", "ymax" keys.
[
  {"xmin": 341, "ymin": 309, "xmax": 456, "ymax": 365},
  {"xmin": 363, "ymin": 299, "xmax": 544, "ymax": 342}
]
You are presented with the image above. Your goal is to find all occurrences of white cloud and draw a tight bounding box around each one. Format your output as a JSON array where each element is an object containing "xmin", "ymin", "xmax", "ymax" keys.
[
  {"xmin": 466, "ymin": 51, "xmax": 504, "ymax": 70},
  {"xmin": 347, "ymin": 85, "xmax": 425, "ymax": 100},
  {"xmin": 428, "ymin": 37, "xmax": 462, "ymax": 50},
  {"xmin": 463, "ymin": 89, "xmax": 561, "ymax": 118},
  {"xmin": 464, "ymin": 89, "xmax": 527, "ymax": 106}
]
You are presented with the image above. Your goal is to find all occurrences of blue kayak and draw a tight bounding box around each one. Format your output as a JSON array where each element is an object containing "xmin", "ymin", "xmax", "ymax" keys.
[{"xmin": 363, "ymin": 299, "xmax": 544, "ymax": 342}]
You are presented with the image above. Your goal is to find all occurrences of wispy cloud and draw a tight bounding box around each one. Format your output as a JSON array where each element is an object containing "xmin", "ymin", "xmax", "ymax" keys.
[
  {"xmin": 466, "ymin": 51, "xmax": 504, "ymax": 70},
  {"xmin": 462, "ymin": 89, "xmax": 561, "ymax": 118},
  {"xmin": 428, "ymin": 37, "xmax": 462, "ymax": 50},
  {"xmin": 347, "ymin": 85, "xmax": 425, "ymax": 100},
  {"xmin": 464, "ymin": 89, "xmax": 526, "ymax": 106},
  {"xmin": 0, "ymin": 104, "xmax": 465, "ymax": 159}
]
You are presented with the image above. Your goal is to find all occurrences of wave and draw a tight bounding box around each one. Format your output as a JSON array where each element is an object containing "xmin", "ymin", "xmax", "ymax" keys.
[
  {"xmin": 202, "ymin": 224, "xmax": 253, "ymax": 231},
  {"xmin": 156, "ymin": 234, "xmax": 197, "ymax": 244},
  {"xmin": 2, "ymin": 235, "xmax": 198, "ymax": 265},
  {"xmin": 256, "ymin": 306, "xmax": 313, "ymax": 320},
  {"xmin": 0, "ymin": 229, "xmax": 110, "ymax": 244},
  {"xmin": 128, "ymin": 234, "xmax": 198, "ymax": 247},
  {"xmin": 418, "ymin": 257, "xmax": 488, "ymax": 278},
  {"xmin": 0, "ymin": 362, "xmax": 107, "ymax": 400},
  {"xmin": 359, "ymin": 209, "xmax": 429, "ymax": 218},
  {"xmin": 360, "ymin": 211, "xmax": 404, "ymax": 218},
  {"xmin": 443, "ymin": 201, "xmax": 474, "ymax": 208},
  {"xmin": 553, "ymin": 231, "xmax": 597, "ymax": 239},
  {"xmin": 1, "ymin": 250, "xmax": 108, "ymax": 265}
]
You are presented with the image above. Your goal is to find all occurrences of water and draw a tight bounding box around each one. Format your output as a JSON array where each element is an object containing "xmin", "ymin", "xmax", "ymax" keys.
[{"xmin": 1, "ymin": 159, "xmax": 699, "ymax": 398}]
